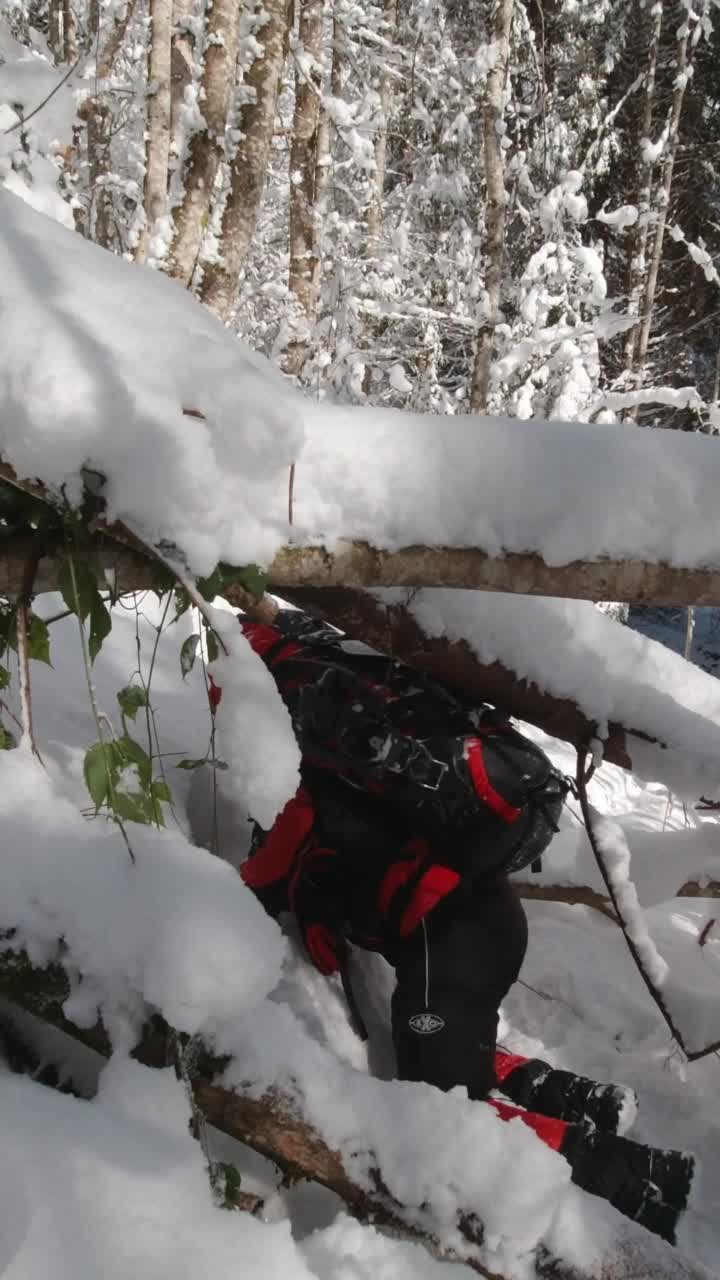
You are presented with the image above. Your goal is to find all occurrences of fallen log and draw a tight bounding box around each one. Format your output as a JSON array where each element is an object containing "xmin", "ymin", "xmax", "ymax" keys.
[
  {"xmin": 278, "ymin": 586, "xmax": 652, "ymax": 775},
  {"xmin": 515, "ymin": 879, "xmax": 720, "ymax": 922},
  {"xmin": 3, "ymin": 463, "xmax": 720, "ymax": 792},
  {"xmin": 0, "ymin": 943, "xmax": 715, "ymax": 1280},
  {"xmin": 6, "ymin": 453, "xmax": 720, "ymax": 606}
]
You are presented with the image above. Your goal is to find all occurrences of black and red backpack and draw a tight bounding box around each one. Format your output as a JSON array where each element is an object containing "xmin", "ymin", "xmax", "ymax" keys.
[{"xmin": 232, "ymin": 610, "xmax": 567, "ymax": 965}]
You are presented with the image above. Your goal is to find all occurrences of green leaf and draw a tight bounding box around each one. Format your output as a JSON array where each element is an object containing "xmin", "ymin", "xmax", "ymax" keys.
[
  {"xmin": 235, "ymin": 564, "xmax": 267, "ymax": 601},
  {"xmin": 117, "ymin": 684, "xmax": 148, "ymax": 721},
  {"xmin": 59, "ymin": 558, "xmax": 98, "ymax": 621},
  {"xmin": 26, "ymin": 615, "xmax": 51, "ymax": 665},
  {"xmin": 196, "ymin": 567, "xmax": 223, "ymax": 602},
  {"xmin": 173, "ymin": 587, "xmax": 191, "ymax": 619},
  {"xmin": 205, "ymin": 628, "xmax": 219, "ymax": 664},
  {"xmin": 180, "ymin": 633, "xmax": 200, "ymax": 679},
  {"xmin": 152, "ymin": 562, "xmax": 176, "ymax": 595},
  {"xmin": 115, "ymin": 735, "xmax": 152, "ymax": 786},
  {"xmin": 88, "ymin": 592, "xmax": 112, "ymax": 663},
  {"xmin": 0, "ymin": 726, "xmax": 8, "ymax": 750},
  {"xmin": 0, "ymin": 664, "xmax": 9, "ymax": 690},
  {"xmin": 152, "ymin": 779, "xmax": 172, "ymax": 804},
  {"xmin": 83, "ymin": 742, "xmax": 113, "ymax": 809},
  {"xmin": 113, "ymin": 790, "xmax": 153, "ymax": 824}
]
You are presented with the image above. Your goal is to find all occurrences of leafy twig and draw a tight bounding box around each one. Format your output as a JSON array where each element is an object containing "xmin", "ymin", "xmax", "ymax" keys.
[
  {"xmin": 15, "ymin": 546, "xmax": 44, "ymax": 761},
  {"xmin": 67, "ymin": 555, "xmax": 136, "ymax": 864}
]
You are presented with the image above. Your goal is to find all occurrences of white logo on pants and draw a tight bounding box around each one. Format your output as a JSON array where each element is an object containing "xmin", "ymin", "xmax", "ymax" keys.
[{"xmin": 408, "ymin": 1012, "xmax": 445, "ymax": 1035}]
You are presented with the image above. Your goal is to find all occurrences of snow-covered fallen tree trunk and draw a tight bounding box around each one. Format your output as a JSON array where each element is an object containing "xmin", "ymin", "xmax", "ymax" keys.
[
  {"xmin": 0, "ymin": 945, "xmax": 713, "ymax": 1280},
  {"xmin": 9, "ymin": 520, "xmax": 720, "ymax": 607},
  {"xmin": 5, "ymin": 512, "xmax": 720, "ymax": 793},
  {"xmin": 278, "ymin": 586, "xmax": 703, "ymax": 789}
]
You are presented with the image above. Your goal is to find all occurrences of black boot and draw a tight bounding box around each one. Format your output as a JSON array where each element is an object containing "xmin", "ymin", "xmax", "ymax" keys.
[
  {"xmin": 560, "ymin": 1123, "xmax": 695, "ymax": 1244},
  {"xmin": 498, "ymin": 1056, "xmax": 638, "ymax": 1135}
]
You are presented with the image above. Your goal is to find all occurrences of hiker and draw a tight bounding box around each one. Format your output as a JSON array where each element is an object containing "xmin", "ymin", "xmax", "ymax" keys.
[{"xmin": 223, "ymin": 608, "xmax": 694, "ymax": 1244}]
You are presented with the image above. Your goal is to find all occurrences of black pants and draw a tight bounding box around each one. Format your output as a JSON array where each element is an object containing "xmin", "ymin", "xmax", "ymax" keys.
[{"xmin": 381, "ymin": 877, "xmax": 528, "ymax": 1100}]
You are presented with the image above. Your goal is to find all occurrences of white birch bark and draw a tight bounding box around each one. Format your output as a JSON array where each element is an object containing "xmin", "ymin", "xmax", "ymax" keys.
[{"xmin": 166, "ymin": 0, "xmax": 243, "ymax": 287}]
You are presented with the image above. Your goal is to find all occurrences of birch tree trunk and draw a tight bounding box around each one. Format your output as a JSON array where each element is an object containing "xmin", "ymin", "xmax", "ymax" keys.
[
  {"xmin": 283, "ymin": 0, "xmax": 325, "ymax": 377},
  {"xmin": 366, "ymin": 0, "xmax": 398, "ymax": 260},
  {"xmin": 622, "ymin": 0, "xmax": 664, "ymax": 382},
  {"xmin": 62, "ymin": 0, "xmax": 77, "ymax": 62},
  {"xmin": 48, "ymin": 0, "xmax": 63, "ymax": 62},
  {"xmin": 199, "ymin": 0, "xmax": 291, "ymax": 322},
  {"xmin": 468, "ymin": 0, "xmax": 514, "ymax": 414},
  {"xmin": 630, "ymin": 5, "xmax": 705, "ymax": 392},
  {"xmin": 135, "ymin": 0, "xmax": 173, "ymax": 263},
  {"xmin": 78, "ymin": 0, "xmax": 139, "ymax": 246},
  {"xmin": 170, "ymin": 0, "xmax": 198, "ymax": 162},
  {"xmin": 166, "ymin": 0, "xmax": 243, "ymax": 287}
]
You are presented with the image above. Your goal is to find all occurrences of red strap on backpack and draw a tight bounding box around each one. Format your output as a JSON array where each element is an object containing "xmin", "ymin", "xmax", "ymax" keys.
[{"xmin": 464, "ymin": 737, "xmax": 522, "ymax": 824}]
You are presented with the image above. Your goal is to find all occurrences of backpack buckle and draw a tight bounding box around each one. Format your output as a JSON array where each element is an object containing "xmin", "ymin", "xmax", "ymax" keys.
[{"xmin": 413, "ymin": 755, "xmax": 448, "ymax": 791}]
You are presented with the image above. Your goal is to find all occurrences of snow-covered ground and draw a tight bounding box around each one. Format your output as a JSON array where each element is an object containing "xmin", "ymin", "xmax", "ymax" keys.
[{"xmin": 1, "ymin": 594, "xmax": 719, "ymax": 1279}]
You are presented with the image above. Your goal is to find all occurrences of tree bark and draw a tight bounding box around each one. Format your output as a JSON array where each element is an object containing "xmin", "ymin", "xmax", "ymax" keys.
[
  {"xmin": 630, "ymin": 4, "xmax": 705, "ymax": 394},
  {"xmin": 48, "ymin": 0, "xmax": 64, "ymax": 62},
  {"xmin": 622, "ymin": 0, "xmax": 664, "ymax": 381},
  {"xmin": 62, "ymin": 0, "xmax": 77, "ymax": 62},
  {"xmin": 515, "ymin": 879, "xmax": 720, "ymax": 923},
  {"xmin": 199, "ymin": 0, "xmax": 291, "ymax": 322},
  {"xmin": 8, "ymin": 527, "xmax": 720, "ymax": 611},
  {"xmin": 135, "ymin": 0, "xmax": 173, "ymax": 263},
  {"xmin": 468, "ymin": 0, "xmax": 514, "ymax": 414},
  {"xmin": 366, "ymin": 0, "xmax": 398, "ymax": 259},
  {"xmin": 170, "ymin": 0, "xmax": 198, "ymax": 162},
  {"xmin": 0, "ymin": 949, "xmax": 711, "ymax": 1280},
  {"xmin": 283, "ymin": 0, "xmax": 325, "ymax": 377},
  {"xmin": 76, "ymin": 0, "xmax": 139, "ymax": 246},
  {"xmin": 166, "ymin": 0, "xmax": 243, "ymax": 287}
]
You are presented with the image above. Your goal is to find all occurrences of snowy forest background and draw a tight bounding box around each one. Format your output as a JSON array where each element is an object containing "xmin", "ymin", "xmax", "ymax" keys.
[
  {"xmin": 3, "ymin": 1, "xmax": 720, "ymax": 1279},
  {"xmin": 5, "ymin": 0, "xmax": 720, "ymax": 422}
]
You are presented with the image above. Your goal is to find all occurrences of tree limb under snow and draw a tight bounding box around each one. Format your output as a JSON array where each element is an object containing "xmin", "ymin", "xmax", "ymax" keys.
[
  {"xmin": 0, "ymin": 945, "xmax": 713, "ymax": 1280},
  {"xmin": 575, "ymin": 748, "xmax": 720, "ymax": 1061},
  {"xmin": 515, "ymin": 880, "xmax": 720, "ymax": 923},
  {"xmin": 278, "ymin": 585, "xmax": 662, "ymax": 777}
]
